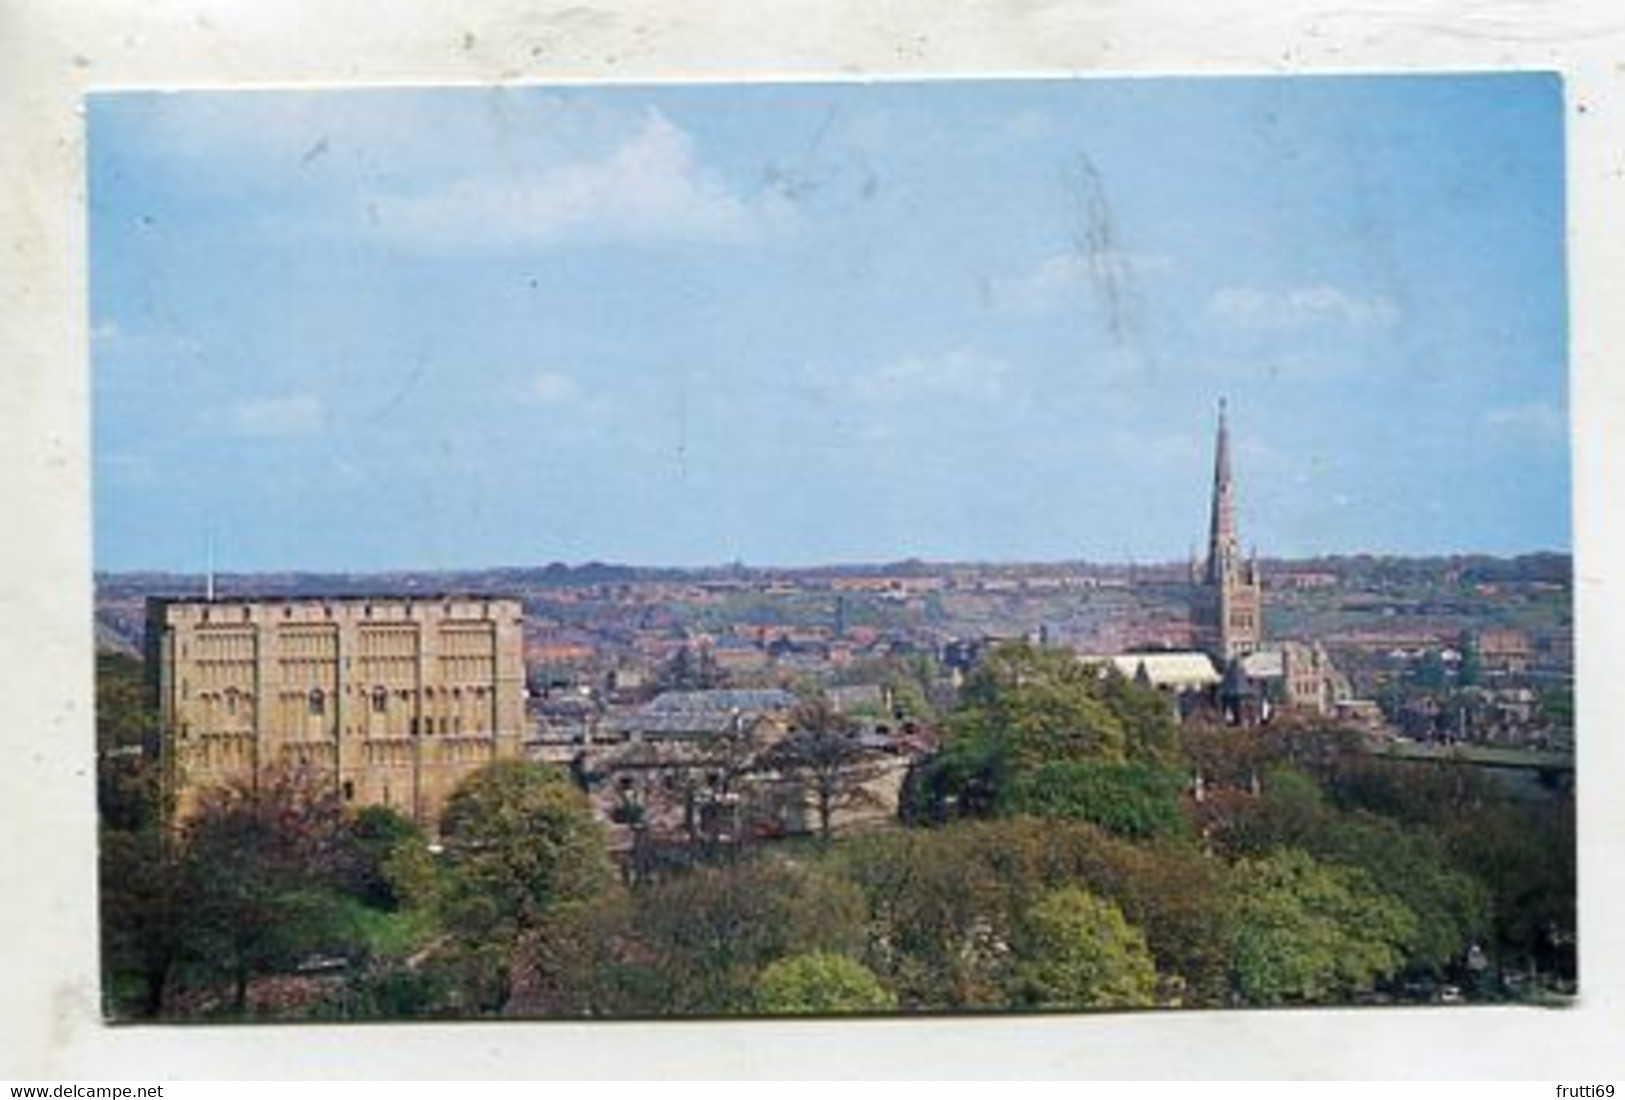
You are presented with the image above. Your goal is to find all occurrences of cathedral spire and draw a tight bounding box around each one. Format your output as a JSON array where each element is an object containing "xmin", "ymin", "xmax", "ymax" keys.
[
  {"xmin": 1205, "ymin": 398, "xmax": 1238, "ymax": 586},
  {"xmin": 1196, "ymin": 397, "xmax": 1262, "ymax": 662}
]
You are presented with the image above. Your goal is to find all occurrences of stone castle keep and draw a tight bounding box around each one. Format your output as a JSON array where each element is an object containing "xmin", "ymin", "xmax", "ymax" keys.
[{"xmin": 146, "ymin": 595, "xmax": 525, "ymax": 828}]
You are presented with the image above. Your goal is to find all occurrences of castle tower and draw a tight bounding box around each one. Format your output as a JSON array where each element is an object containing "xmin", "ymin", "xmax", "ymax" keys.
[{"xmin": 1195, "ymin": 399, "xmax": 1263, "ymax": 662}]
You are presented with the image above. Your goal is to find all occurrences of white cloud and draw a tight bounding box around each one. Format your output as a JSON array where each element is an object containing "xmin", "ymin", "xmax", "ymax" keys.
[
  {"xmin": 227, "ymin": 395, "xmax": 326, "ymax": 438},
  {"xmin": 372, "ymin": 110, "xmax": 795, "ymax": 251},
  {"xmin": 986, "ymin": 253, "xmax": 1086, "ymax": 314},
  {"xmin": 525, "ymin": 369, "xmax": 578, "ymax": 405},
  {"xmin": 1208, "ymin": 284, "xmax": 1400, "ymax": 330},
  {"xmin": 985, "ymin": 250, "xmax": 1171, "ymax": 316},
  {"xmin": 1485, "ymin": 401, "xmax": 1566, "ymax": 439}
]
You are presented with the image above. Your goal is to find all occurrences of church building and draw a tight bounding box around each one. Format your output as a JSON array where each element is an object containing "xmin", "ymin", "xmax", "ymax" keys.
[
  {"xmin": 1189, "ymin": 400, "xmax": 1348, "ymax": 722},
  {"xmin": 1191, "ymin": 398, "xmax": 1263, "ymax": 663}
]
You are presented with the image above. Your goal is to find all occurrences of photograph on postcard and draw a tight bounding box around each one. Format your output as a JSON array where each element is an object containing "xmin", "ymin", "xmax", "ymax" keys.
[{"xmin": 89, "ymin": 74, "xmax": 1574, "ymax": 1021}]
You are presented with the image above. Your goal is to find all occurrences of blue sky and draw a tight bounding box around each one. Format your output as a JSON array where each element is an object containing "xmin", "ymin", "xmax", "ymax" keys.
[{"xmin": 90, "ymin": 74, "xmax": 1569, "ymax": 572}]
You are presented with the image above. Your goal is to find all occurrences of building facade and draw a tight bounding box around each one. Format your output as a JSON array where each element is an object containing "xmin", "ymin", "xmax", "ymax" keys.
[
  {"xmin": 1191, "ymin": 401, "xmax": 1347, "ymax": 719},
  {"xmin": 146, "ymin": 595, "xmax": 525, "ymax": 829}
]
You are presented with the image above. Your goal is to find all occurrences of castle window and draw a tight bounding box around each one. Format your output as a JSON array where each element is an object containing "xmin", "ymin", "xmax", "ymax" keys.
[
  {"xmin": 225, "ymin": 688, "xmax": 238, "ymax": 716},
  {"xmin": 342, "ymin": 780, "xmax": 355, "ymax": 802},
  {"xmin": 371, "ymin": 687, "xmax": 387, "ymax": 714},
  {"xmin": 308, "ymin": 688, "xmax": 326, "ymax": 716}
]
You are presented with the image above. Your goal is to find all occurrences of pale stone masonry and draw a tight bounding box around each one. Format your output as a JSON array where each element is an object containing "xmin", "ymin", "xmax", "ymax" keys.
[{"xmin": 146, "ymin": 595, "xmax": 525, "ymax": 829}]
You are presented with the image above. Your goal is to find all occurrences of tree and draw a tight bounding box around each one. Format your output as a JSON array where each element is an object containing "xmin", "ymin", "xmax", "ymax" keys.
[
  {"xmin": 175, "ymin": 769, "xmax": 368, "ymax": 1015},
  {"xmin": 1207, "ymin": 769, "xmax": 1491, "ymax": 980},
  {"xmin": 1412, "ymin": 650, "xmax": 1449, "ymax": 691},
  {"xmin": 1212, "ymin": 766, "xmax": 1334, "ymax": 857},
  {"xmin": 1457, "ymin": 633, "xmax": 1484, "ymax": 688},
  {"xmin": 918, "ymin": 643, "xmax": 1187, "ymax": 823},
  {"xmin": 504, "ymin": 891, "xmax": 642, "ymax": 1018},
  {"xmin": 1437, "ymin": 799, "xmax": 1575, "ymax": 983},
  {"xmin": 99, "ymin": 827, "xmax": 189, "ymax": 1017},
  {"xmin": 755, "ymin": 952, "xmax": 896, "ymax": 1014},
  {"xmin": 1317, "ymin": 813, "xmax": 1490, "ymax": 977},
  {"xmin": 954, "ymin": 642, "xmax": 1132, "ymax": 768},
  {"xmin": 1072, "ymin": 837, "xmax": 1238, "ymax": 1007},
  {"xmin": 435, "ymin": 761, "xmax": 616, "ymax": 1012},
  {"xmin": 95, "ymin": 653, "xmax": 161, "ymax": 832},
  {"xmin": 1325, "ymin": 756, "xmax": 1501, "ymax": 828},
  {"xmin": 1003, "ymin": 759, "xmax": 1188, "ymax": 840},
  {"xmin": 1227, "ymin": 848, "xmax": 1418, "ymax": 1005},
  {"xmin": 1097, "ymin": 666, "xmax": 1182, "ymax": 766},
  {"xmin": 346, "ymin": 805, "xmax": 424, "ymax": 910},
  {"xmin": 630, "ymin": 854, "xmax": 868, "ymax": 1014},
  {"xmin": 756, "ymin": 697, "xmax": 888, "ymax": 840},
  {"xmin": 834, "ymin": 826, "xmax": 1012, "ymax": 1010},
  {"xmin": 1010, "ymin": 887, "xmax": 1159, "ymax": 1010},
  {"xmin": 659, "ymin": 642, "xmax": 725, "ymax": 691}
]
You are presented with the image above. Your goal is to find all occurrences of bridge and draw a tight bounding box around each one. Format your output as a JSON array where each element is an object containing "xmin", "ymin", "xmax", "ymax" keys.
[{"xmin": 1375, "ymin": 740, "xmax": 1573, "ymax": 772}]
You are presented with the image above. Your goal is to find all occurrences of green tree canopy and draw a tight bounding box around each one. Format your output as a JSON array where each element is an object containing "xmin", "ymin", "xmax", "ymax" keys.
[
  {"xmin": 1207, "ymin": 767, "xmax": 1490, "ymax": 978},
  {"xmin": 1003, "ymin": 759, "xmax": 1189, "ymax": 840},
  {"xmin": 754, "ymin": 952, "xmax": 897, "ymax": 1015},
  {"xmin": 917, "ymin": 642, "xmax": 1185, "ymax": 823},
  {"xmin": 96, "ymin": 653, "xmax": 161, "ymax": 832},
  {"xmin": 346, "ymin": 804, "xmax": 425, "ymax": 911},
  {"xmin": 1437, "ymin": 799, "xmax": 1575, "ymax": 979},
  {"xmin": 435, "ymin": 760, "xmax": 616, "ymax": 1011},
  {"xmin": 1318, "ymin": 813, "xmax": 1490, "ymax": 976},
  {"xmin": 954, "ymin": 642, "xmax": 1135, "ymax": 768},
  {"xmin": 835, "ymin": 818, "xmax": 1240, "ymax": 1010},
  {"xmin": 1227, "ymin": 848, "xmax": 1418, "ymax": 1005},
  {"xmin": 630, "ymin": 854, "xmax": 868, "ymax": 1014},
  {"xmin": 174, "ymin": 770, "xmax": 369, "ymax": 1015},
  {"xmin": 1010, "ymin": 886, "xmax": 1159, "ymax": 1010}
]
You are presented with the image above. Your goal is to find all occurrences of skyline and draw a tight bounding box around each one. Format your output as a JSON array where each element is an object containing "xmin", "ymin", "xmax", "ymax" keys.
[{"xmin": 90, "ymin": 74, "xmax": 1570, "ymax": 573}]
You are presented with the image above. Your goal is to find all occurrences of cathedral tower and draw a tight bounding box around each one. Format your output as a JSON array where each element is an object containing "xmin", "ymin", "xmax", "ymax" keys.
[{"xmin": 1194, "ymin": 399, "xmax": 1263, "ymax": 662}]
